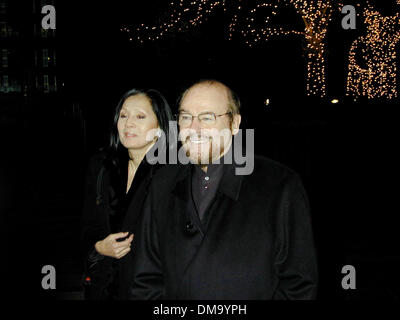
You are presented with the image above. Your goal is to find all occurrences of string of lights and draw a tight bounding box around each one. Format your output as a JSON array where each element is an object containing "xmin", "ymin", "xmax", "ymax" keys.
[
  {"xmin": 122, "ymin": 0, "xmax": 340, "ymax": 97},
  {"xmin": 234, "ymin": 0, "xmax": 338, "ymax": 97},
  {"xmin": 346, "ymin": 1, "xmax": 400, "ymax": 100},
  {"xmin": 121, "ymin": 0, "xmax": 225, "ymax": 43},
  {"xmin": 121, "ymin": 1, "xmax": 400, "ymax": 100}
]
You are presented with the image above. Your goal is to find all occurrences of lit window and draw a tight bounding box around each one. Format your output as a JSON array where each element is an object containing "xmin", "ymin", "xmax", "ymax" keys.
[
  {"xmin": 0, "ymin": 22, "xmax": 7, "ymax": 37},
  {"xmin": 3, "ymin": 74, "xmax": 9, "ymax": 92},
  {"xmin": 0, "ymin": 1, "xmax": 6, "ymax": 15},
  {"xmin": 2, "ymin": 49, "xmax": 8, "ymax": 67},
  {"xmin": 43, "ymin": 49, "xmax": 48, "ymax": 67},
  {"xmin": 43, "ymin": 74, "xmax": 49, "ymax": 93}
]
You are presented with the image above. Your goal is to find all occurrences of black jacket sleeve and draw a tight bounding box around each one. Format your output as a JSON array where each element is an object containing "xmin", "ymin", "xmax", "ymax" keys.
[
  {"xmin": 129, "ymin": 183, "xmax": 164, "ymax": 300},
  {"xmin": 80, "ymin": 154, "xmax": 109, "ymax": 262},
  {"xmin": 272, "ymin": 173, "xmax": 318, "ymax": 299}
]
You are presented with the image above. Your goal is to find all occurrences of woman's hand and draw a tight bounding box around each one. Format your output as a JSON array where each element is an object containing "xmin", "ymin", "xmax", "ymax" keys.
[{"xmin": 95, "ymin": 232, "xmax": 134, "ymax": 259}]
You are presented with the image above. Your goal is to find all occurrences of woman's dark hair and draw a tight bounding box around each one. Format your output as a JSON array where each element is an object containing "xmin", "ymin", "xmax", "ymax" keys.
[{"xmin": 107, "ymin": 88, "xmax": 174, "ymax": 168}]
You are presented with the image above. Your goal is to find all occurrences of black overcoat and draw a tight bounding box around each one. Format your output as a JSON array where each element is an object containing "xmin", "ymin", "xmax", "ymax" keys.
[
  {"xmin": 80, "ymin": 150, "xmax": 157, "ymax": 299},
  {"xmin": 130, "ymin": 155, "xmax": 318, "ymax": 299}
]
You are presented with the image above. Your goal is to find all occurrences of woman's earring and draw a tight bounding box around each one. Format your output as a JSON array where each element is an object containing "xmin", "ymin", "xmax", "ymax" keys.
[{"xmin": 154, "ymin": 128, "xmax": 162, "ymax": 140}]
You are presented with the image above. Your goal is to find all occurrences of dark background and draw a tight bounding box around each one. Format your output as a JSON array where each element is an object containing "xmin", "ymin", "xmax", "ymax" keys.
[{"xmin": 1, "ymin": 0, "xmax": 399, "ymax": 300}]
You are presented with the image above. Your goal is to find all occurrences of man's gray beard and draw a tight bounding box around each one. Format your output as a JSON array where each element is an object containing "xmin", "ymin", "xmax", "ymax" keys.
[{"xmin": 184, "ymin": 138, "xmax": 224, "ymax": 165}]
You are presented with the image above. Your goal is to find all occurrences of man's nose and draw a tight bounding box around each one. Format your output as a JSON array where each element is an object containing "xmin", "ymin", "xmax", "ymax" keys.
[{"xmin": 189, "ymin": 116, "xmax": 201, "ymax": 130}]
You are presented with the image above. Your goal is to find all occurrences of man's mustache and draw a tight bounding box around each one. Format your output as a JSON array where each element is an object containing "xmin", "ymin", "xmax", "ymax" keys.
[{"xmin": 184, "ymin": 135, "xmax": 212, "ymax": 143}]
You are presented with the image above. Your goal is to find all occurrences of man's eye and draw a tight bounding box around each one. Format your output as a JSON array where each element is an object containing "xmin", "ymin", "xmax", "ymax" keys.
[
  {"xmin": 202, "ymin": 115, "xmax": 214, "ymax": 121},
  {"xmin": 181, "ymin": 115, "xmax": 191, "ymax": 120}
]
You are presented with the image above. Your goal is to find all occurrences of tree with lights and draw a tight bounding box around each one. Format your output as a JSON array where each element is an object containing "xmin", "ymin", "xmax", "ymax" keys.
[
  {"xmin": 122, "ymin": 0, "xmax": 400, "ymax": 100},
  {"xmin": 346, "ymin": 0, "xmax": 400, "ymax": 100},
  {"xmin": 234, "ymin": 0, "xmax": 337, "ymax": 97}
]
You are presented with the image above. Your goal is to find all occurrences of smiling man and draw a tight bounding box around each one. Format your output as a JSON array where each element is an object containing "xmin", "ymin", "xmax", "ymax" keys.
[
  {"xmin": 129, "ymin": 79, "xmax": 318, "ymax": 300},
  {"xmin": 177, "ymin": 80, "xmax": 241, "ymax": 168}
]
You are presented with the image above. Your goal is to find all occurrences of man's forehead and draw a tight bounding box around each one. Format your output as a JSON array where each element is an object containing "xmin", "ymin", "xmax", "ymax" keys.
[{"xmin": 181, "ymin": 83, "xmax": 229, "ymax": 109}]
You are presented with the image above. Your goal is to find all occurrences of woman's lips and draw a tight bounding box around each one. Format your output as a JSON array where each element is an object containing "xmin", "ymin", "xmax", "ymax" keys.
[{"xmin": 125, "ymin": 133, "xmax": 137, "ymax": 138}]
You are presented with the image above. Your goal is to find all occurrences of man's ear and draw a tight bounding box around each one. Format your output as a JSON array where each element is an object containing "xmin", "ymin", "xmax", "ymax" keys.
[{"xmin": 231, "ymin": 114, "xmax": 241, "ymax": 135}]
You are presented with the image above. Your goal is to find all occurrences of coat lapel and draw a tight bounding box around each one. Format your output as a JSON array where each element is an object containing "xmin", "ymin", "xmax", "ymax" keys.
[{"xmin": 170, "ymin": 161, "xmax": 244, "ymax": 297}]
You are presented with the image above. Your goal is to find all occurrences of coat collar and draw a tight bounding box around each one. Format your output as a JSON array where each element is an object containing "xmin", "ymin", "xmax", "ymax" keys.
[
  {"xmin": 218, "ymin": 162, "xmax": 243, "ymax": 201},
  {"xmin": 171, "ymin": 149, "xmax": 244, "ymax": 202}
]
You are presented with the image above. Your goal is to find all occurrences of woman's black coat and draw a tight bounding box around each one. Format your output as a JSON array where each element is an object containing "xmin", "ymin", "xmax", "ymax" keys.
[{"xmin": 80, "ymin": 150, "xmax": 158, "ymax": 299}]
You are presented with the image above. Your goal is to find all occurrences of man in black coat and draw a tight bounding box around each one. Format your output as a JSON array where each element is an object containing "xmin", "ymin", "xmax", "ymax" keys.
[{"xmin": 130, "ymin": 79, "xmax": 318, "ymax": 299}]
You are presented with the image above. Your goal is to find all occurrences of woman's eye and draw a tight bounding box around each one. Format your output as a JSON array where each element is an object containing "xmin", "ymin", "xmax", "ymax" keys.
[
  {"xmin": 137, "ymin": 114, "xmax": 146, "ymax": 119},
  {"xmin": 120, "ymin": 114, "xmax": 127, "ymax": 119}
]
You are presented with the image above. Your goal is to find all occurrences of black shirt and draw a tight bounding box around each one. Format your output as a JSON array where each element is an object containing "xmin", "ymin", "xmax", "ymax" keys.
[
  {"xmin": 191, "ymin": 163, "xmax": 224, "ymax": 222},
  {"xmin": 190, "ymin": 145, "xmax": 234, "ymax": 224}
]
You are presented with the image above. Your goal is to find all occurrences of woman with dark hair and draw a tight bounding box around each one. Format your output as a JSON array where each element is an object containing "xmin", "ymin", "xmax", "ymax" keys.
[{"xmin": 80, "ymin": 88, "xmax": 174, "ymax": 300}]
